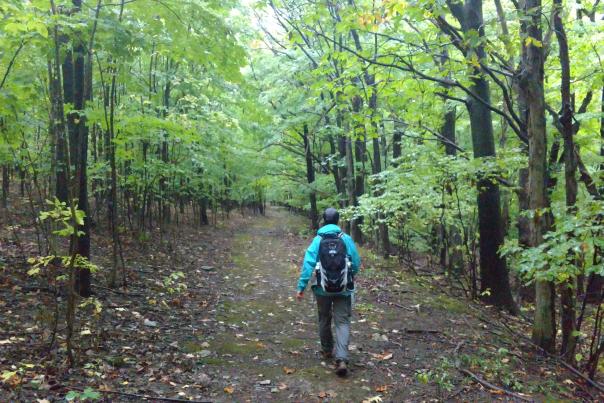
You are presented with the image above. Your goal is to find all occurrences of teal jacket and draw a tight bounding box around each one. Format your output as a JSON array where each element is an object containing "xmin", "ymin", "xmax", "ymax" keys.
[{"xmin": 297, "ymin": 224, "xmax": 361, "ymax": 296}]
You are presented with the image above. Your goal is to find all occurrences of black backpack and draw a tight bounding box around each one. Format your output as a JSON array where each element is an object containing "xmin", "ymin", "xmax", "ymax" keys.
[{"xmin": 316, "ymin": 233, "xmax": 353, "ymax": 293}]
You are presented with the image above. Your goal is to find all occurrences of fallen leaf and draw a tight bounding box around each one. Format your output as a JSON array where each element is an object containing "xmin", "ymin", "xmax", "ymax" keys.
[
  {"xmin": 224, "ymin": 386, "xmax": 234, "ymax": 394},
  {"xmin": 375, "ymin": 385, "xmax": 388, "ymax": 392},
  {"xmin": 1, "ymin": 371, "xmax": 20, "ymax": 387},
  {"xmin": 143, "ymin": 319, "xmax": 157, "ymax": 327},
  {"xmin": 283, "ymin": 367, "xmax": 296, "ymax": 375},
  {"xmin": 371, "ymin": 352, "xmax": 393, "ymax": 361}
]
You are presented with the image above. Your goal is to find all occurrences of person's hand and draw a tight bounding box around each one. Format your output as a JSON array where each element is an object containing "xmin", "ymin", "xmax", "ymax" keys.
[{"xmin": 296, "ymin": 291, "xmax": 304, "ymax": 301}]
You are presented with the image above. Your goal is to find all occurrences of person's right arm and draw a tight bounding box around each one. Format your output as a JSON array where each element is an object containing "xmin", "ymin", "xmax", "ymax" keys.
[{"xmin": 297, "ymin": 236, "xmax": 321, "ymax": 293}]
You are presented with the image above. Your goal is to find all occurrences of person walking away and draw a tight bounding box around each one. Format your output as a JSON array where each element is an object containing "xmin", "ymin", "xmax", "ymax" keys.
[{"xmin": 296, "ymin": 207, "xmax": 361, "ymax": 376}]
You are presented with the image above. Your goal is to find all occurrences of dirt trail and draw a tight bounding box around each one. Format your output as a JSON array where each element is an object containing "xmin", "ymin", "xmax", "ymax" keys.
[
  {"xmin": 196, "ymin": 208, "xmax": 512, "ymax": 402},
  {"xmin": 1, "ymin": 207, "xmax": 577, "ymax": 402}
]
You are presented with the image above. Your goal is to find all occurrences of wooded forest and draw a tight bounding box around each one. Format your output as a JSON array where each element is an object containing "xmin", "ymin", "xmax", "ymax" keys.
[{"xmin": 1, "ymin": 0, "xmax": 604, "ymax": 401}]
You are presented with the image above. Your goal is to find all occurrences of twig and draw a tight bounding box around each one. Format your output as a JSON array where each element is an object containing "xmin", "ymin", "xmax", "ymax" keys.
[
  {"xmin": 405, "ymin": 329, "xmax": 440, "ymax": 334},
  {"xmin": 459, "ymin": 368, "xmax": 533, "ymax": 402},
  {"xmin": 453, "ymin": 341, "xmax": 464, "ymax": 354},
  {"xmin": 0, "ymin": 41, "xmax": 25, "ymax": 90},
  {"xmin": 390, "ymin": 302, "xmax": 417, "ymax": 311}
]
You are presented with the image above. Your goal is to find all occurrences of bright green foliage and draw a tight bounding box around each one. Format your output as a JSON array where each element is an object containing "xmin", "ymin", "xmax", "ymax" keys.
[
  {"xmin": 502, "ymin": 197, "xmax": 604, "ymax": 283},
  {"xmin": 39, "ymin": 198, "xmax": 86, "ymax": 237},
  {"xmin": 65, "ymin": 387, "xmax": 101, "ymax": 401}
]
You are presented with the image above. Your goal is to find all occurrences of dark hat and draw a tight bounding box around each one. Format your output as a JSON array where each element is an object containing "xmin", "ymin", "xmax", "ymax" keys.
[{"xmin": 322, "ymin": 207, "xmax": 339, "ymax": 225}]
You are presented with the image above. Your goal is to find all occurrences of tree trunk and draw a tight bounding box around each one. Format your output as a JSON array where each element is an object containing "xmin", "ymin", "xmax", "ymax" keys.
[
  {"xmin": 336, "ymin": 109, "xmax": 351, "ymax": 233},
  {"xmin": 366, "ymin": 76, "xmax": 390, "ymax": 256},
  {"xmin": 525, "ymin": 0, "xmax": 556, "ymax": 352},
  {"xmin": 392, "ymin": 119, "xmax": 404, "ymax": 165},
  {"xmin": 451, "ymin": 0, "xmax": 517, "ymax": 313},
  {"xmin": 71, "ymin": 0, "xmax": 92, "ymax": 297},
  {"xmin": 351, "ymin": 94, "xmax": 364, "ymax": 243},
  {"xmin": 553, "ymin": 0, "xmax": 578, "ymax": 361},
  {"xmin": 345, "ymin": 129, "xmax": 358, "ymax": 236},
  {"xmin": 107, "ymin": 0, "xmax": 125, "ymax": 288},
  {"xmin": 442, "ymin": 103, "xmax": 457, "ymax": 156},
  {"xmin": 1, "ymin": 165, "xmax": 8, "ymax": 208},
  {"xmin": 336, "ymin": 110, "xmax": 349, "ymax": 212},
  {"xmin": 302, "ymin": 123, "xmax": 319, "ymax": 230},
  {"xmin": 441, "ymin": 99, "xmax": 464, "ymax": 275},
  {"xmin": 162, "ymin": 70, "xmax": 171, "ymax": 225},
  {"xmin": 53, "ymin": 47, "xmax": 69, "ymax": 204},
  {"xmin": 62, "ymin": 40, "xmax": 77, "ymax": 177}
]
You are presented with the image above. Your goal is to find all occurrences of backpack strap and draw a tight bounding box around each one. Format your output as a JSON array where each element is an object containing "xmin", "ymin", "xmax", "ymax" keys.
[{"xmin": 319, "ymin": 232, "xmax": 342, "ymax": 239}]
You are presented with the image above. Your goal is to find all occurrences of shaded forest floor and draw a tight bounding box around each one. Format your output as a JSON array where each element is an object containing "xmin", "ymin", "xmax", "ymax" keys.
[{"xmin": 1, "ymin": 205, "xmax": 601, "ymax": 401}]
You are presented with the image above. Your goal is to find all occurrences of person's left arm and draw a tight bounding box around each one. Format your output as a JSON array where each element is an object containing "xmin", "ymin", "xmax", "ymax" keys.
[{"xmin": 344, "ymin": 235, "xmax": 361, "ymax": 275}]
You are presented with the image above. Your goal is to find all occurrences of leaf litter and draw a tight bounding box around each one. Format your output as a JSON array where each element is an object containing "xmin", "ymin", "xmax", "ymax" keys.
[{"xmin": 1, "ymin": 208, "xmax": 596, "ymax": 401}]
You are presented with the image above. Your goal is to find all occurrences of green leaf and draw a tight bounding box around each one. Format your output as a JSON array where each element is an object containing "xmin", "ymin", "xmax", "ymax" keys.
[
  {"xmin": 81, "ymin": 388, "xmax": 101, "ymax": 400},
  {"xmin": 65, "ymin": 390, "xmax": 79, "ymax": 401}
]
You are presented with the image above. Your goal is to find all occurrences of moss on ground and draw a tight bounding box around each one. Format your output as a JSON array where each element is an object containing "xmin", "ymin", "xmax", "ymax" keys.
[
  {"xmin": 217, "ymin": 340, "xmax": 265, "ymax": 355},
  {"xmin": 428, "ymin": 294, "xmax": 469, "ymax": 314},
  {"xmin": 279, "ymin": 338, "xmax": 306, "ymax": 349},
  {"xmin": 296, "ymin": 365, "xmax": 331, "ymax": 380}
]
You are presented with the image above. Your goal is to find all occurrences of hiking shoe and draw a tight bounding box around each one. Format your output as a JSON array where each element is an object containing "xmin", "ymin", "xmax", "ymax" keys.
[
  {"xmin": 335, "ymin": 360, "xmax": 348, "ymax": 377},
  {"xmin": 321, "ymin": 350, "xmax": 333, "ymax": 360}
]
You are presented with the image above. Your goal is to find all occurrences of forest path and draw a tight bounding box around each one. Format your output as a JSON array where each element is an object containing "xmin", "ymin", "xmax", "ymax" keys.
[
  {"xmin": 1, "ymin": 206, "xmax": 576, "ymax": 401},
  {"xmin": 199, "ymin": 208, "xmax": 483, "ymax": 402}
]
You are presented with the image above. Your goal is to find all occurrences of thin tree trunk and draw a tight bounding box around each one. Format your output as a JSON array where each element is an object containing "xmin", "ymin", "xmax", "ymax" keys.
[
  {"xmin": 345, "ymin": 129, "xmax": 357, "ymax": 236},
  {"xmin": 70, "ymin": 0, "xmax": 95, "ymax": 297},
  {"xmin": 107, "ymin": 0, "xmax": 125, "ymax": 287},
  {"xmin": 336, "ymin": 110, "xmax": 349, "ymax": 212},
  {"xmin": 1, "ymin": 165, "xmax": 8, "ymax": 208},
  {"xmin": 302, "ymin": 124, "xmax": 319, "ymax": 230},
  {"xmin": 552, "ymin": 0, "xmax": 578, "ymax": 361},
  {"xmin": 351, "ymin": 94, "xmax": 364, "ymax": 243},
  {"xmin": 525, "ymin": 0, "xmax": 556, "ymax": 352},
  {"xmin": 392, "ymin": 120, "xmax": 403, "ymax": 164}
]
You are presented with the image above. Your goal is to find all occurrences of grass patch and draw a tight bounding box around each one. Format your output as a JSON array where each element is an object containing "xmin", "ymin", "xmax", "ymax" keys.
[
  {"xmin": 217, "ymin": 340, "xmax": 264, "ymax": 355},
  {"xmin": 296, "ymin": 365, "xmax": 331, "ymax": 379},
  {"xmin": 428, "ymin": 294, "xmax": 469, "ymax": 314},
  {"xmin": 355, "ymin": 302, "xmax": 376, "ymax": 314},
  {"xmin": 280, "ymin": 338, "xmax": 306, "ymax": 349},
  {"xmin": 180, "ymin": 341, "xmax": 205, "ymax": 353},
  {"xmin": 197, "ymin": 357, "xmax": 229, "ymax": 366}
]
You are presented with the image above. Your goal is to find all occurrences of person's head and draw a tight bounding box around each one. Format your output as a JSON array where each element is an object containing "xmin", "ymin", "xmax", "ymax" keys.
[{"xmin": 322, "ymin": 207, "xmax": 339, "ymax": 225}]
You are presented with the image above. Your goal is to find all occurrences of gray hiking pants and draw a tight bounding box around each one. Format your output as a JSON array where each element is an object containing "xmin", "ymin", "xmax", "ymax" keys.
[{"xmin": 315, "ymin": 294, "xmax": 352, "ymax": 362}]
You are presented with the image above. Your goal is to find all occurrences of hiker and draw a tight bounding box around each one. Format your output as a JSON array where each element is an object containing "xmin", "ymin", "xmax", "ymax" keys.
[{"xmin": 296, "ymin": 207, "xmax": 361, "ymax": 376}]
